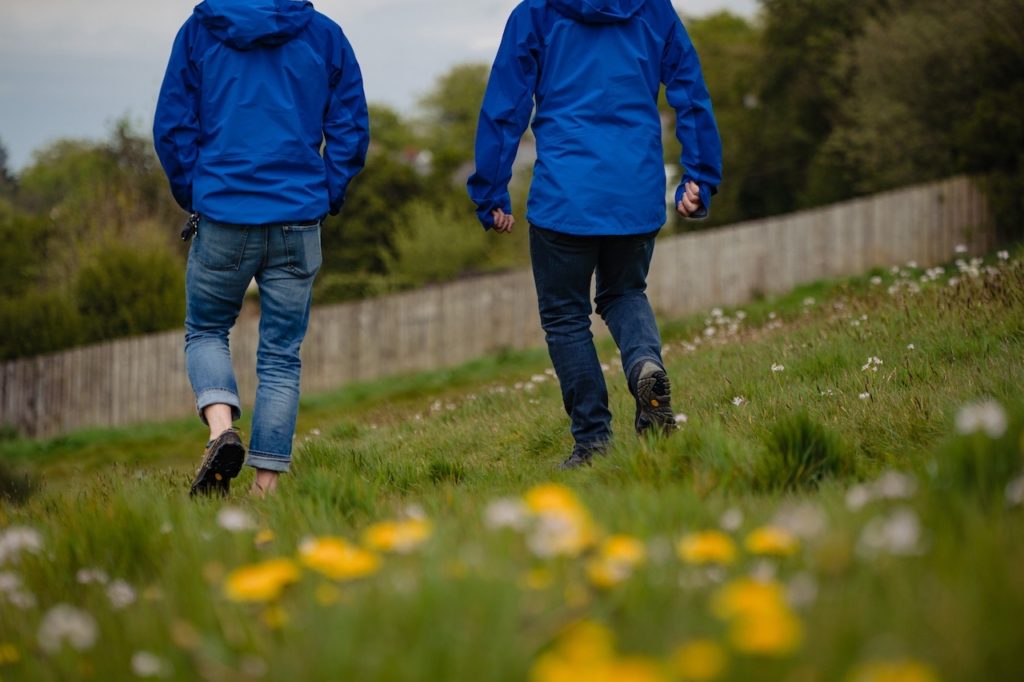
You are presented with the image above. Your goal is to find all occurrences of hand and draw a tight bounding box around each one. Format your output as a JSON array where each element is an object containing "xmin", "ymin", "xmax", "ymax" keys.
[
  {"xmin": 676, "ymin": 181, "xmax": 702, "ymax": 218},
  {"xmin": 491, "ymin": 208, "xmax": 515, "ymax": 234}
]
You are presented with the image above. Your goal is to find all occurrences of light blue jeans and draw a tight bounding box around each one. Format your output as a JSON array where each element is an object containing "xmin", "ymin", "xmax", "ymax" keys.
[{"xmin": 184, "ymin": 217, "xmax": 321, "ymax": 473}]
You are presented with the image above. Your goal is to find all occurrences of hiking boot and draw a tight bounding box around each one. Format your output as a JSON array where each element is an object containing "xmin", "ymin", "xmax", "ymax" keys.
[
  {"xmin": 632, "ymin": 361, "xmax": 677, "ymax": 436},
  {"xmin": 189, "ymin": 429, "xmax": 246, "ymax": 497},
  {"xmin": 558, "ymin": 442, "xmax": 608, "ymax": 470}
]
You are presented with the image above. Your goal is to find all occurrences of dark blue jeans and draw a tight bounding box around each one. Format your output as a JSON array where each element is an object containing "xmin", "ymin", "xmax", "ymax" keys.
[{"xmin": 529, "ymin": 225, "xmax": 664, "ymax": 447}]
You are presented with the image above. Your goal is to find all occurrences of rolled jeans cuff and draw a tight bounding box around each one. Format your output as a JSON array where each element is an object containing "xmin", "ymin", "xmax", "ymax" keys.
[
  {"xmin": 247, "ymin": 450, "xmax": 291, "ymax": 473},
  {"xmin": 195, "ymin": 388, "xmax": 242, "ymax": 425}
]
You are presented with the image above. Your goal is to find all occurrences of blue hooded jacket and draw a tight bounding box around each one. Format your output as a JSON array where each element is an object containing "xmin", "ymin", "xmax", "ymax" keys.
[
  {"xmin": 467, "ymin": 0, "xmax": 722, "ymax": 234},
  {"xmin": 154, "ymin": 0, "xmax": 369, "ymax": 225}
]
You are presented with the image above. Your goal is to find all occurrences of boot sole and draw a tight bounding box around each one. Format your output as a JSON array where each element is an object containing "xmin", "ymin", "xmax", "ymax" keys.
[
  {"xmin": 189, "ymin": 440, "xmax": 245, "ymax": 497},
  {"xmin": 635, "ymin": 370, "xmax": 678, "ymax": 436}
]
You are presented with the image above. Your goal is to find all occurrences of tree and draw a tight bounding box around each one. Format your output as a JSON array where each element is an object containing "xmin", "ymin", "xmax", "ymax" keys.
[
  {"xmin": 0, "ymin": 138, "xmax": 14, "ymax": 197},
  {"xmin": 418, "ymin": 63, "xmax": 490, "ymax": 182}
]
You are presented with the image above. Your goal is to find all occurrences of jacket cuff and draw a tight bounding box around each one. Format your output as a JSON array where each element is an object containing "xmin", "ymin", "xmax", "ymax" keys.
[
  {"xmin": 675, "ymin": 179, "xmax": 713, "ymax": 221},
  {"xmin": 475, "ymin": 194, "xmax": 513, "ymax": 231}
]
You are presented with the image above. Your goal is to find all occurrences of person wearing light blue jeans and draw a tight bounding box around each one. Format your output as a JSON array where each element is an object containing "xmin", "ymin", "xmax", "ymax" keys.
[{"xmin": 154, "ymin": 0, "xmax": 369, "ymax": 495}]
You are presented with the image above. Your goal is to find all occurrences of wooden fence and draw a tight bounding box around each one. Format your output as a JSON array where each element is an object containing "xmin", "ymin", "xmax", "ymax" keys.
[{"xmin": 0, "ymin": 176, "xmax": 993, "ymax": 438}]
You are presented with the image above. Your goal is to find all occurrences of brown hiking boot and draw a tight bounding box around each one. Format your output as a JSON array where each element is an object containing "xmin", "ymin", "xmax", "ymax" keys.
[{"xmin": 189, "ymin": 429, "xmax": 246, "ymax": 497}]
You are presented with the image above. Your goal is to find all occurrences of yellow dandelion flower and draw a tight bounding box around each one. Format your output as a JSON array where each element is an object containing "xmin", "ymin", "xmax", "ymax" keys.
[
  {"xmin": 710, "ymin": 578, "xmax": 787, "ymax": 620},
  {"xmin": 254, "ymin": 529, "xmax": 275, "ymax": 546},
  {"xmin": 677, "ymin": 531, "xmax": 737, "ymax": 565},
  {"xmin": 524, "ymin": 483, "xmax": 587, "ymax": 515},
  {"xmin": 551, "ymin": 620, "xmax": 616, "ymax": 666},
  {"xmin": 728, "ymin": 607, "xmax": 803, "ymax": 656},
  {"xmin": 299, "ymin": 537, "xmax": 381, "ymax": 581},
  {"xmin": 224, "ymin": 558, "xmax": 300, "ymax": 602},
  {"xmin": 601, "ymin": 535, "xmax": 647, "ymax": 566},
  {"xmin": 521, "ymin": 567, "xmax": 555, "ymax": 591},
  {"xmin": 362, "ymin": 518, "xmax": 433, "ymax": 554},
  {"xmin": 260, "ymin": 605, "xmax": 289, "ymax": 629},
  {"xmin": 846, "ymin": 659, "xmax": 940, "ymax": 682},
  {"xmin": 523, "ymin": 484, "xmax": 598, "ymax": 558},
  {"xmin": 315, "ymin": 583, "xmax": 343, "ymax": 606},
  {"xmin": 745, "ymin": 527, "xmax": 800, "ymax": 557},
  {"xmin": 671, "ymin": 639, "xmax": 728, "ymax": 681},
  {"xmin": 601, "ymin": 656, "xmax": 669, "ymax": 682},
  {"xmin": 0, "ymin": 642, "xmax": 21, "ymax": 665},
  {"xmin": 586, "ymin": 558, "xmax": 629, "ymax": 590}
]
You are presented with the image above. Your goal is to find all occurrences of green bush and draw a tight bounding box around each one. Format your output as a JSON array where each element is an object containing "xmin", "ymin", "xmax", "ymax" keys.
[
  {"xmin": 0, "ymin": 290, "xmax": 83, "ymax": 360},
  {"xmin": 384, "ymin": 200, "xmax": 490, "ymax": 287},
  {"xmin": 74, "ymin": 244, "xmax": 184, "ymax": 343},
  {"xmin": 754, "ymin": 411, "xmax": 853, "ymax": 491}
]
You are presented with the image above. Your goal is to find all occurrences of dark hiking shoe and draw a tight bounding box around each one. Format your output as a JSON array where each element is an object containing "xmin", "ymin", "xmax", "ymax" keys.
[
  {"xmin": 558, "ymin": 442, "xmax": 609, "ymax": 470},
  {"xmin": 632, "ymin": 361, "xmax": 678, "ymax": 436},
  {"xmin": 189, "ymin": 429, "xmax": 246, "ymax": 497}
]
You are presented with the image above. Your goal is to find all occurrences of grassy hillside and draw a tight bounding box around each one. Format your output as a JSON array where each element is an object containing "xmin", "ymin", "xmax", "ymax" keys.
[{"xmin": 1, "ymin": 247, "xmax": 1023, "ymax": 681}]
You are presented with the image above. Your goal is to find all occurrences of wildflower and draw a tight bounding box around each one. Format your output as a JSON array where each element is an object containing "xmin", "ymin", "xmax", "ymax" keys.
[
  {"xmin": 861, "ymin": 356, "xmax": 883, "ymax": 372},
  {"xmin": 859, "ymin": 508, "xmax": 924, "ymax": 557},
  {"xmin": 846, "ymin": 659, "xmax": 939, "ymax": 682},
  {"xmin": 745, "ymin": 527, "xmax": 799, "ymax": 557},
  {"xmin": 223, "ymin": 558, "xmax": 300, "ymax": 602},
  {"xmin": 37, "ymin": 604, "xmax": 98, "ymax": 653},
  {"xmin": 521, "ymin": 567, "xmax": 554, "ymax": 591},
  {"xmin": 677, "ymin": 531, "xmax": 737, "ymax": 566},
  {"xmin": 874, "ymin": 471, "xmax": 917, "ymax": 500},
  {"xmin": 107, "ymin": 580, "xmax": 137, "ymax": 610},
  {"xmin": 240, "ymin": 656, "xmax": 269, "ymax": 678},
  {"xmin": 786, "ymin": 572, "xmax": 818, "ymax": 609},
  {"xmin": 997, "ymin": 250, "xmax": 1009, "ymax": 261},
  {"xmin": 160, "ymin": 522, "xmax": 173, "ymax": 535},
  {"xmin": 955, "ymin": 399, "xmax": 1008, "ymax": 439},
  {"xmin": 0, "ymin": 571, "xmax": 20, "ymax": 594},
  {"xmin": 484, "ymin": 498, "xmax": 530, "ymax": 531},
  {"xmin": 719, "ymin": 509, "xmax": 743, "ymax": 532},
  {"xmin": 0, "ymin": 526, "xmax": 43, "ymax": 565},
  {"xmin": 731, "ymin": 396, "xmax": 747, "ymax": 407},
  {"xmin": 260, "ymin": 605, "xmax": 290, "ymax": 629},
  {"xmin": 217, "ymin": 507, "xmax": 256, "ymax": 533},
  {"xmin": 523, "ymin": 484, "xmax": 597, "ymax": 558},
  {"xmin": 954, "ymin": 244, "xmax": 968, "ymax": 254},
  {"xmin": 299, "ymin": 537, "xmax": 380, "ymax": 581},
  {"xmin": 674, "ymin": 412, "xmax": 689, "ymax": 425},
  {"xmin": 671, "ymin": 640, "xmax": 727, "ymax": 681},
  {"xmin": 131, "ymin": 651, "xmax": 168, "ymax": 678},
  {"xmin": 703, "ymin": 327, "xmax": 716, "ymax": 338},
  {"xmin": 906, "ymin": 344, "xmax": 915, "ymax": 350},
  {"xmin": 254, "ymin": 529, "xmax": 275, "ymax": 546},
  {"xmin": 531, "ymin": 374, "xmax": 548, "ymax": 384},
  {"xmin": 0, "ymin": 642, "xmax": 20, "ymax": 665},
  {"xmin": 803, "ymin": 297, "xmax": 815, "ymax": 306},
  {"xmin": 845, "ymin": 485, "xmax": 873, "ymax": 511},
  {"xmin": 586, "ymin": 536, "xmax": 646, "ymax": 589},
  {"xmin": 362, "ymin": 518, "xmax": 432, "ymax": 554},
  {"xmin": 711, "ymin": 578, "xmax": 787, "ymax": 620},
  {"xmin": 771, "ymin": 363, "xmax": 785, "ymax": 373},
  {"xmin": 728, "ymin": 605, "xmax": 803, "ymax": 656},
  {"xmin": 772, "ymin": 503, "xmax": 827, "ymax": 539},
  {"xmin": 859, "ymin": 393, "xmax": 871, "ymax": 401},
  {"xmin": 530, "ymin": 621, "xmax": 616, "ymax": 682},
  {"xmin": 870, "ymin": 276, "xmax": 883, "ymax": 285},
  {"xmin": 76, "ymin": 568, "xmax": 109, "ymax": 585},
  {"xmin": 948, "ymin": 277, "xmax": 960, "ymax": 287}
]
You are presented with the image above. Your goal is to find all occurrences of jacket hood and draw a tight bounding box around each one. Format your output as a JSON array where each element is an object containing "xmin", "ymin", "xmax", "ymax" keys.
[
  {"xmin": 194, "ymin": 0, "xmax": 314, "ymax": 50},
  {"xmin": 549, "ymin": 0, "xmax": 646, "ymax": 24}
]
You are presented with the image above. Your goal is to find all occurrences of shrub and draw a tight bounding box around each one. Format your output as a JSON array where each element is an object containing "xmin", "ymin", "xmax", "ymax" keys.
[
  {"xmin": 74, "ymin": 244, "xmax": 184, "ymax": 343},
  {"xmin": 0, "ymin": 290, "xmax": 83, "ymax": 360}
]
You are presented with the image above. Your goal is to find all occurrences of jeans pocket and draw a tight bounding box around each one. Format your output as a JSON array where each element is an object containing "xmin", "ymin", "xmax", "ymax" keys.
[
  {"xmin": 194, "ymin": 220, "xmax": 249, "ymax": 271},
  {"xmin": 283, "ymin": 224, "xmax": 322, "ymax": 277}
]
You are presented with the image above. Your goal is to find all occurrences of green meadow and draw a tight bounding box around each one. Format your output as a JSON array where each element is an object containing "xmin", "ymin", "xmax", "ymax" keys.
[{"xmin": 1, "ymin": 247, "xmax": 1022, "ymax": 682}]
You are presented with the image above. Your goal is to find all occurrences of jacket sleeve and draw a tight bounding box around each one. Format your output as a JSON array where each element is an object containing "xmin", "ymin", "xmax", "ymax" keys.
[
  {"xmin": 153, "ymin": 21, "xmax": 201, "ymax": 214},
  {"xmin": 661, "ymin": 11, "xmax": 723, "ymax": 220},
  {"xmin": 466, "ymin": 7, "xmax": 540, "ymax": 230},
  {"xmin": 324, "ymin": 30, "xmax": 370, "ymax": 216}
]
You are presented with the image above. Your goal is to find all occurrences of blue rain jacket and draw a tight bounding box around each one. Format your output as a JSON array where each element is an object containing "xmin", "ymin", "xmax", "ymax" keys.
[
  {"xmin": 154, "ymin": 0, "xmax": 369, "ymax": 224},
  {"xmin": 468, "ymin": 0, "xmax": 722, "ymax": 234}
]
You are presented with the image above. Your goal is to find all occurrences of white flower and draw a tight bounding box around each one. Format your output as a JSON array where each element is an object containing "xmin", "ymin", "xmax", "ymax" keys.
[
  {"xmin": 107, "ymin": 580, "xmax": 137, "ymax": 610},
  {"xmin": 37, "ymin": 604, "xmax": 98, "ymax": 653},
  {"xmin": 703, "ymin": 326, "xmax": 716, "ymax": 338},
  {"xmin": 76, "ymin": 568, "xmax": 109, "ymax": 585},
  {"xmin": 131, "ymin": 651, "xmax": 169, "ymax": 678},
  {"xmin": 0, "ymin": 526, "xmax": 43, "ymax": 565},
  {"xmin": 773, "ymin": 502, "xmax": 827, "ymax": 539},
  {"xmin": 859, "ymin": 508, "xmax": 924, "ymax": 557},
  {"xmin": 736, "ymin": 311, "xmax": 747, "ymax": 321},
  {"xmin": 861, "ymin": 356, "xmax": 883, "ymax": 372},
  {"xmin": 159, "ymin": 522, "xmax": 173, "ymax": 535},
  {"xmin": 719, "ymin": 508, "xmax": 743, "ymax": 532},
  {"xmin": 530, "ymin": 374, "xmax": 547, "ymax": 384},
  {"xmin": 874, "ymin": 471, "xmax": 918, "ymax": 500},
  {"xmin": 997, "ymin": 250, "xmax": 1009, "ymax": 261},
  {"xmin": 1006, "ymin": 476, "xmax": 1024, "ymax": 507},
  {"xmin": 907, "ymin": 344, "xmax": 915, "ymax": 350},
  {"xmin": 955, "ymin": 244, "xmax": 969, "ymax": 254},
  {"xmin": 859, "ymin": 393, "xmax": 871, "ymax": 401},
  {"xmin": 955, "ymin": 400, "xmax": 1008, "ymax": 439},
  {"xmin": 786, "ymin": 572, "xmax": 819, "ymax": 609},
  {"xmin": 8, "ymin": 590, "xmax": 36, "ymax": 609},
  {"xmin": 674, "ymin": 413, "xmax": 689, "ymax": 424},
  {"xmin": 710, "ymin": 307, "xmax": 723, "ymax": 318},
  {"xmin": 771, "ymin": 363, "xmax": 785, "ymax": 373},
  {"xmin": 803, "ymin": 297, "xmax": 816, "ymax": 306},
  {"xmin": 768, "ymin": 312, "xmax": 777, "ymax": 320},
  {"xmin": 870, "ymin": 276, "xmax": 883, "ymax": 285},
  {"xmin": 217, "ymin": 507, "xmax": 256, "ymax": 533},
  {"xmin": 309, "ymin": 428, "xmax": 321, "ymax": 437},
  {"xmin": 820, "ymin": 389, "xmax": 835, "ymax": 397},
  {"xmin": 0, "ymin": 571, "xmax": 22, "ymax": 593},
  {"xmin": 483, "ymin": 498, "xmax": 529, "ymax": 531},
  {"xmin": 846, "ymin": 484, "xmax": 874, "ymax": 511},
  {"xmin": 731, "ymin": 396, "xmax": 747, "ymax": 407},
  {"xmin": 906, "ymin": 260, "xmax": 918, "ymax": 269},
  {"xmin": 948, "ymin": 277, "xmax": 961, "ymax": 287}
]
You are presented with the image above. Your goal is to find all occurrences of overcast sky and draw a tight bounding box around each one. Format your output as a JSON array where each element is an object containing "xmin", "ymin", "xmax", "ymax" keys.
[{"xmin": 0, "ymin": 0, "xmax": 758, "ymax": 171}]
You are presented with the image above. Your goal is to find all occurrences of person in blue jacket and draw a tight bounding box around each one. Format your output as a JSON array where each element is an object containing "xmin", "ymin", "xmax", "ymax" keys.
[
  {"xmin": 154, "ymin": 0, "xmax": 369, "ymax": 496},
  {"xmin": 468, "ymin": 0, "xmax": 722, "ymax": 468}
]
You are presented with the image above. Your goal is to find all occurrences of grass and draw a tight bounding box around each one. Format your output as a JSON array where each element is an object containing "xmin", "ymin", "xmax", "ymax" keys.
[{"xmin": 1, "ymin": 248, "xmax": 1023, "ymax": 681}]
